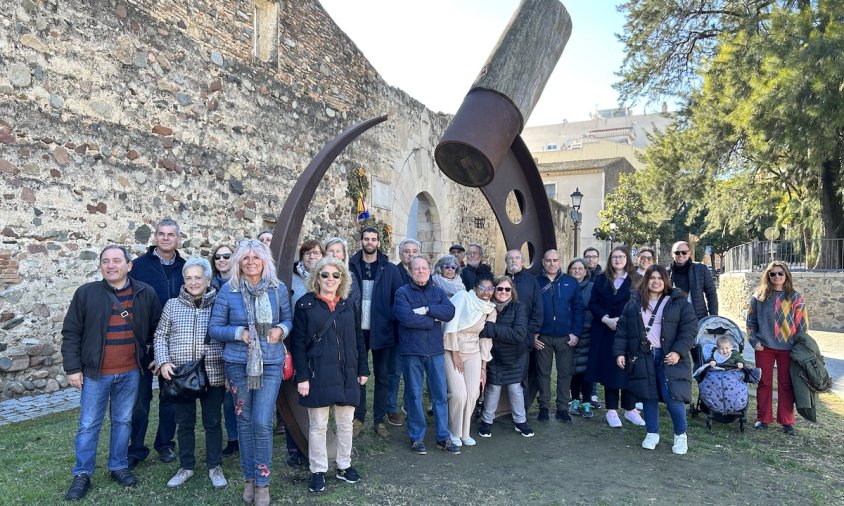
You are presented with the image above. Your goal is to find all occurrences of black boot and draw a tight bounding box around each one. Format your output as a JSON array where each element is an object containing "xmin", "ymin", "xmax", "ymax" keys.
[{"xmin": 222, "ymin": 440, "xmax": 239, "ymax": 456}]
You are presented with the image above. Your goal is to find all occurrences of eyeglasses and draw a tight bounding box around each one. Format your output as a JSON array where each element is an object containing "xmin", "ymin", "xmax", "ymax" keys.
[
  {"xmin": 673, "ymin": 250, "xmax": 690, "ymax": 256},
  {"xmin": 768, "ymin": 271, "xmax": 786, "ymax": 278},
  {"xmin": 495, "ymin": 286, "xmax": 512, "ymax": 292},
  {"xmin": 239, "ymin": 239, "xmax": 262, "ymax": 247},
  {"xmin": 319, "ymin": 271, "xmax": 342, "ymax": 279},
  {"xmin": 214, "ymin": 253, "xmax": 232, "ymax": 260},
  {"xmin": 443, "ymin": 264, "xmax": 459, "ymax": 270},
  {"xmin": 639, "ymin": 255, "xmax": 653, "ymax": 261},
  {"xmin": 584, "ymin": 254, "xmax": 598, "ymax": 259},
  {"xmin": 477, "ymin": 286, "xmax": 495, "ymax": 292},
  {"xmin": 305, "ymin": 250, "xmax": 323, "ymax": 257},
  {"xmin": 466, "ymin": 251, "xmax": 481, "ymax": 257},
  {"xmin": 611, "ymin": 255, "xmax": 626, "ymax": 260}
]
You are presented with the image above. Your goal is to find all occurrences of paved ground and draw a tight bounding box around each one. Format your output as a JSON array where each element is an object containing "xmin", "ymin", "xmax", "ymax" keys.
[{"xmin": 3, "ymin": 316, "xmax": 842, "ymax": 427}]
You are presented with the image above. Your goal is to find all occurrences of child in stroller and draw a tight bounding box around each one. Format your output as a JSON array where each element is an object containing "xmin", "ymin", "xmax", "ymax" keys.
[{"xmin": 691, "ymin": 316, "xmax": 760, "ymax": 432}]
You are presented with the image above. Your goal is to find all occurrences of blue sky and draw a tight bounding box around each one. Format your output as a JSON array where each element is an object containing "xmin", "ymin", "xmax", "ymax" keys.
[{"xmin": 320, "ymin": 1, "xmax": 640, "ymax": 126}]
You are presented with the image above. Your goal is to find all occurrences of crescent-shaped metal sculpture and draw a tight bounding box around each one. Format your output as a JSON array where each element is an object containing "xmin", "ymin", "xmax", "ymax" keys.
[{"xmin": 271, "ymin": 114, "xmax": 387, "ymax": 455}]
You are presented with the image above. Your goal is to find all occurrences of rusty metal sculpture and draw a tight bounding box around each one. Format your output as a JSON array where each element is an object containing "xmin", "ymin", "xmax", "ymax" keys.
[
  {"xmin": 436, "ymin": 0, "xmax": 572, "ymax": 273},
  {"xmin": 271, "ymin": 0, "xmax": 572, "ymax": 455}
]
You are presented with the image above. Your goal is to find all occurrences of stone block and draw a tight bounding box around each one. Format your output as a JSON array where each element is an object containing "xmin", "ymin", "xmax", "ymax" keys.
[
  {"xmin": 25, "ymin": 343, "xmax": 54, "ymax": 356},
  {"xmin": 0, "ymin": 354, "xmax": 29, "ymax": 372}
]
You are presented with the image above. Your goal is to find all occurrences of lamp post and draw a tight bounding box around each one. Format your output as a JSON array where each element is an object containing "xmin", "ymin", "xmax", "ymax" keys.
[
  {"xmin": 609, "ymin": 222, "xmax": 617, "ymax": 250},
  {"xmin": 570, "ymin": 187, "xmax": 583, "ymax": 260}
]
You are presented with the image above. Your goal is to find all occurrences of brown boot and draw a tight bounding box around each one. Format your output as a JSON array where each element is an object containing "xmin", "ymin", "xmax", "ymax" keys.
[
  {"xmin": 242, "ymin": 479, "xmax": 255, "ymax": 504},
  {"xmin": 254, "ymin": 485, "xmax": 270, "ymax": 506}
]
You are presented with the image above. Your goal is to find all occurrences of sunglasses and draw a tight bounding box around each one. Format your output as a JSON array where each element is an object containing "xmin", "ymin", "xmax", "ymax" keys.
[
  {"xmin": 673, "ymin": 250, "xmax": 690, "ymax": 256},
  {"xmin": 239, "ymin": 239, "xmax": 262, "ymax": 247},
  {"xmin": 495, "ymin": 286, "xmax": 512, "ymax": 292},
  {"xmin": 443, "ymin": 264, "xmax": 459, "ymax": 270},
  {"xmin": 319, "ymin": 271, "xmax": 342, "ymax": 279},
  {"xmin": 477, "ymin": 286, "xmax": 495, "ymax": 292},
  {"xmin": 768, "ymin": 271, "xmax": 786, "ymax": 278},
  {"xmin": 214, "ymin": 253, "xmax": 232, "ymax": 260}
]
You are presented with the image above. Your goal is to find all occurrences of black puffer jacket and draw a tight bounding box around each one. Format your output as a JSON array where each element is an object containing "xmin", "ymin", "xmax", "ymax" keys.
[
  {"xmin": 573, "ymin": 278, "xmax": 593, "ymax": 375},
  {"xmin": 291, "ymin": 293, "xmax": 369, "ymax": 409},
  {"xmin": 668, "ymin": 261, "xmax": 718, "ymax": 320},
  {"xmin": 613, "ymin": 289, "xmax": 698, "ymax": 403},
  {"xmin": 481, "ymin": 301, "xmax": 529, "ymax": 385}
]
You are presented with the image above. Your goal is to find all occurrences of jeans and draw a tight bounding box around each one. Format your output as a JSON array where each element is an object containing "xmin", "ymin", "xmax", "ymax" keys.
[
  {"xmin": 73, "ymin": 369, "xmax": 140, "ymax": 476},
  {"xmin": 403, "ymin": 354, "xmax": 450, "ymax": 442},
  {"xmin": 372, "ymin": 345, "xmax": 397, "ymax": 425},
  {"xmin": 482, "ymin": 383, "xmax": 527, "ymax": 424},
  {"xmin": 226, "ymin": 362, "xmax": 282, "ymax": 486},
  {"xmin": 642, "ymin": 348, "xmax": 687, "ymax": 435},
  {"xmin": 129, "ymin": 367, "xmax": 176, "ymax": 462},
  {"xmin": 536, "ymin": 335, "xmax": 575, "ymax": 412},
  {"xmin": 354, "ymin": 331, "xmax": 371, "ymax": 422},
  {"xmin": 387, "ymin": 348, "xmax": 403, "ymax": 413},
  {"xmin": 222, "ymin": 389, "xmax": 238, "ymax": 442},
  {"xmin": 755, "ymin": 347, "xmax": 795, "ymax": 425},
  {"xmin": 173, "ymin": 385, "xmax": 224, "ymax": 470}
]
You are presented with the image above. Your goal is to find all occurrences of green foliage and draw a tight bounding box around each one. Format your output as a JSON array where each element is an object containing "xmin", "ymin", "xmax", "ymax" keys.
[
  {"xmin": 345, "ymin": 165, "xmax": 392, "ymax": 254},
  {"xmin": 594, "ymin": 173, "xmax": 670, "ymax": 245},
  {"xmin": 615, "ymin": 0, "xmax": 844, "ymax": 258}
]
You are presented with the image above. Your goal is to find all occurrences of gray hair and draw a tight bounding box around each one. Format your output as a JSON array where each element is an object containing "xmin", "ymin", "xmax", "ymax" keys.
[
  {"xmin": 468, "ymin": 243, "xmax": 483, "ymax": 255},
  {"xmin": 410, "ymin": 256, "xmax": 430, "ymax": 269},
  {"xmin": 156, "ymin": 218, "xmax": 181, "ymax": 236},
  {"xmin": 183, "ymin": 257, "xmax": 212, "ymax": 280},
  {"xmin": 399, "ymin": 238, "xmax": 422, "ymax": 252},
  {"xmin": 433, "ymin": 255, "xmax": 462, "ymax": 277}
]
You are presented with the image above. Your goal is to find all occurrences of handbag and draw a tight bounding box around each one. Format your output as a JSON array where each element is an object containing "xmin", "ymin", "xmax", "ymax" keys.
[
  {"xmin": 161, "ymin": 321, "xmax": 209, "ymax": 401},
  {"xmin": 282, "ymin": 343, "xmax": 294, "ymax": 381}
]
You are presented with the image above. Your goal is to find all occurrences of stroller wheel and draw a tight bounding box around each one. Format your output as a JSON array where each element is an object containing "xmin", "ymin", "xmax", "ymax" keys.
[
  {"xmin": 706, "ymin": 419, "xmax": 712, "ymax": 430},
  {"xmin": 740, "ymin": 420, "xmax": 746, "ymax": 433}
]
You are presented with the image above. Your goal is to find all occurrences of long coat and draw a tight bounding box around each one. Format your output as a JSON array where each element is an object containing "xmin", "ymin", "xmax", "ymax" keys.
[
  {"xmin": 585, "ymin": 273, "xmax": 637, "ymax": 389},
  {"xmin": 573, "ymin": 278, "xmax": 593, "ymax": 375},
  {"xmin": 613, "ymin": 289, "xmax": 698, "ymax": 402},
  {"xmin": 291, "ymin": 293, "xmax": 369, "ymax": 408},
  {"xmin": 481, "ymin": 301, "xmax": 529, "ymax": 385}
]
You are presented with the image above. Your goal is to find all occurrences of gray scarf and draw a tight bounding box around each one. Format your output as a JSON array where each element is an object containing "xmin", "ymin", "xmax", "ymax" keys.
[{"xmin": 239, "ymin": 279, "xmax": 273, "ymax": 390}]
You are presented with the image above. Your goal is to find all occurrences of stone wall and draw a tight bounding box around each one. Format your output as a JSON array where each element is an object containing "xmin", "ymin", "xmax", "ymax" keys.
[
  {"xmin": 0, "ymin": 0, "xmax": 498, "ymax": 398},
  {"xmin": 718, "ymin": 271, "xmax": 844, "ymax": 332}
]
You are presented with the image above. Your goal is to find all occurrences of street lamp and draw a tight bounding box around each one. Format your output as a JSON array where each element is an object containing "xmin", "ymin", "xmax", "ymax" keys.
[
  {"xmin": 570, "ymin": 188, "xmax": 583, "ymax": 259},
  {"xmin": 609, "ymin": 222, "xmax": 617, "ymax": 250}
]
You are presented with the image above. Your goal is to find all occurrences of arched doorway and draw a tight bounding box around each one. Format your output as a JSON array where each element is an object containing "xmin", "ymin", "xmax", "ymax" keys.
[{"xmin": 406, "ymin": 192, "xmax": 441, "ymax": 261}]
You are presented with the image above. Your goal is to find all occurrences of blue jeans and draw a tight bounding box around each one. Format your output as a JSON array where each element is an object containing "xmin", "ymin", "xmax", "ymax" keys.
[
  {"xmin": 73, "ymin": 369, "xmax": 140, "ymax": 476},
  {"xmin": 403, "ymin": 354, "xmax": 449, "ymax": 442},
  {"xmin": 129, "ymin": 368, "xmax": 176, "ymax": 462},
  {"xmin": 226, "ymin": 362, "xmax": 282, "ymax": 486},
  {"xmin": 387, "ymin": 348, "xmax": 403, "ymax": 413},
  {"xmin": 222, "ymin": 390, "xmax": 238, "ymax": 442},
  {"xmin": 643, "ymin": 348, "xmax": 687, "ymax": 435}
]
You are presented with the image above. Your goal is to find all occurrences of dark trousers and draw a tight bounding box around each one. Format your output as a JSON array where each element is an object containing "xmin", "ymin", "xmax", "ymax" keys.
[
  {"xmin": 570, "ymin": 372, "xmax": 592, "ymax": 403},
  {"xmin": 524, "ymin": 350, "xmax": 539, "ymax": 411},
  {"xmin": 605, "ymin": 388, "xmax": 636, "ymax": 411},
  {"xmin": 354, "ymin": 331, "xmax": 371, "ymax": 422},
  {"xmin": 174, "ymin": 385, "xmax": 224, "ymax": 470},
  {"xmin": 129, "ymin": 368, "xmax": 176, "ymax": 461},
  {"xmin": 536, "ymin": 335, "xmax": 575, "ymax": 412},
  {"xmin": 371, "ymin": 345, "xmax": 397, "ymax": 425}
]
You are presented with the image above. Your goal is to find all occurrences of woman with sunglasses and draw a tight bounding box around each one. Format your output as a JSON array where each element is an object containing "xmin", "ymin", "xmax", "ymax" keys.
[
  {"xmin": 291, "ymin": 257, "xmax": 368, "ymax": 493},
  {"xmin": 432, "ymin": 254, "xmax": 466, "ymax": 296},
  {"xmin": 209, "ymin": 244, "xmax": 239, "ymax": 456},
  {"xmin": 478, "ymin": 276, "xmax": 534, "ymax": 437},
  {"xmin": 208, "ymin": 239, "xmax": 292, "ymax": 506},
  {"xmin": 443, "ymin": 274, "xmax": 497, "ymax": 446},
  {"xmin": 586, "ymin": 245, "xmax": 645, "ymax": 428},
  {"xmin": 747, "ymin": 261, "xmax": 807, "ymax": 435}
]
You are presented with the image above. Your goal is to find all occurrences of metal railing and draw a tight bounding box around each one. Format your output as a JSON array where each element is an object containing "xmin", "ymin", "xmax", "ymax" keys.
[{"xmin": 723, "ymin": 238, "xmax": 844, "ymax": 272}]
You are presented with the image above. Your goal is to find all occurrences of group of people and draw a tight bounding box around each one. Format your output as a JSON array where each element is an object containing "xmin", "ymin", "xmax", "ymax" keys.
[{"xmin": 60, "ymin": 218, "xmax": 809, "ymax": 502}]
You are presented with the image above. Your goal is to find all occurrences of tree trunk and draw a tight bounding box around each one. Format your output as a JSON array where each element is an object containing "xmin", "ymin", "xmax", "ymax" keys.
[{"xmin": 818, "ymin": 156, "xmax": 844, "ymax": 268}]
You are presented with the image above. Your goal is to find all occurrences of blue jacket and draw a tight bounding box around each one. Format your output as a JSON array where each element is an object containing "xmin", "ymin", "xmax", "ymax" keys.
[
  {"xmin": 393, "ymin": 280, "xmax": 455, "ymax": 357},
  {"xmin": 538, "ymin": 271, "xmax": 584, "ymax": 337},
  {"xmin": 349, "ymin": 250, "xmax": 403, "ymax": 350},
  {"xmin": 208, "ymin": 281, "xmax": 293, "ymax": 365},
  {"xmin": 129, "ymin": 246, "xmax": 185, "ymax": 306}
]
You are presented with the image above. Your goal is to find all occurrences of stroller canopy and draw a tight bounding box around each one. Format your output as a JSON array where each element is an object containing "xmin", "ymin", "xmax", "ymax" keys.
[{"xmin": 696, "ymin": 315, "xmax": 745, "ymax": 359}]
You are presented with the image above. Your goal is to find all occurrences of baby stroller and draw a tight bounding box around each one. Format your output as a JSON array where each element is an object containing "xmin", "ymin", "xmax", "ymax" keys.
[{"xmin": 690, "ymin": 316, "xmax": 758, "ymax": 432}]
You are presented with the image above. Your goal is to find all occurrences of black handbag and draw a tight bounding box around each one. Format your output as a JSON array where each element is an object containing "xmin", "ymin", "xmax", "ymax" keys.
[{"xmin": 162, "ymin": 356, "xmax": 208, "ymax": 401}]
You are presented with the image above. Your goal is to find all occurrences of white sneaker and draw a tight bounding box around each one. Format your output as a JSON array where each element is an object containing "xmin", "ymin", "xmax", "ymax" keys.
[
  {"xmin": 606, "ymin": 410, "xmax": 622, "ymax": 428},
  {"xmin": 672, "ymin": 433, "xmax": 688, "ymax": 455},
  {"xmin": 641, "ymin": 433, "xmax": 660, "ymax": 450},
  {"xmin": 208, "ymin": 466, "xmax": 228, "ymax": 489},
  {"xmin": 462, "ymin": 436, "xmax": 476, "ymax": 446},
  {"xmin": 167, "ymin": 468, "xmax": 194, "ymax": 488},
  {"xmin": 635, "ymin": 402, "xmax": 644, "ymax": 410},
  {"xmin": 624, "ymin": 409, "xmax": 646, "ymax": 426},
  {"xmin": 450, "ymin": 435, "xmax": 463, "ymax": 447}
]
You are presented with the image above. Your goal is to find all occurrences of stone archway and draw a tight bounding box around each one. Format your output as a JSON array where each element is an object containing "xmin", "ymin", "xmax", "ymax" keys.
[{"xmin": 406, "ymin": 192, "xmax": 441, "ymax": 260}]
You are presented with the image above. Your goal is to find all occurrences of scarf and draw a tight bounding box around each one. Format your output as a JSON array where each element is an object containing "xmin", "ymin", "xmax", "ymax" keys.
[
  {"xmin": 239, "ymin": 279, "xmax": 274, "ymax": 390},
  {"xmin": 432, "ymin": 274, "xmax": 466, "ymax": 297},
  {"xmin": 671, "ymin": 260, "xmax": 691, "ymax": 294},
  {"xmin": 495, "ymin": 298, "xmax": 511, "ymax": 313},
  {"xmin": 444, "ymin": 289, "xmax": 496, "ymax": 334},
  {"xmin": 295, "ymin": 260, "xmax": 309, "ymax": 279}
]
